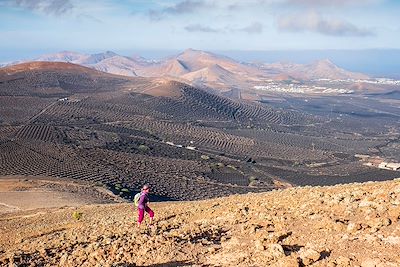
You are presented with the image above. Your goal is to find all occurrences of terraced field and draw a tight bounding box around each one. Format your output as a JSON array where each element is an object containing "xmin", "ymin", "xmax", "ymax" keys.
[
  {"xmin": 0, "ymin": 62, "xmax": 398, "ymax": 201},
  {"xmin": 15, "ymin": 125, "xmax": 56, "ymax": 141},
  {"xmin": 0, "ymin": 96, "xmax": 55, "ymax": 124}
]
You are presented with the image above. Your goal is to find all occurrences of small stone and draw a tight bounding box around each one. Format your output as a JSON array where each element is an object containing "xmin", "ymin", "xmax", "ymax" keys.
[
  {"xmin": 347, "ymin": 222, "xmax": 361, "ymax": 233},
  {"xmin": 38, "ymin": 248, "xmax": 47, "ymax": 256},
  {"xmin": 266, "ymin": 244, "xmax": 285, "ymax": 259},
  {"xmin": 335, "ymin": 256, "xmax": 351, "ymax": 266},
  {"xmin": 265, "ymin": 231, "xmax": 289, "ymax": 244},
  {"xmin": 207, "ymin": 247, "xmax": 216, "ymax": 253},
  {"xmin": 299, "ymin": 248, "xmax": 321, "ymax": 266},
  {"xmin": 381, "ymin": 218, "xmax": 391, "ymax": 226},
  {"xmin": 370, "ymin": 217, "xmax": 391, "ymax": 229},
  {"xmin": 271, "ymin": 255, "xmax": 299, "ymax": 267},
  {"xmin": 59, "ymin": 253, "xmax": 68, "ymax": 266},
  {"xmin": 361, "ymin": 258, "xmax": 383, "ymax": 267},
  {"xmin": 359, "ymin": 201, "xmax": 375, "ymax": 208},
  {"xmin": 369, "ymin": 227, "xmax": 379, "ymax": 233},
  {"xmin": 382, "ymin": 236, "xmax": 400, "ymax": 245},
  {"xmin": 255, "ymin": 239, "xmax": 265, "ymax": 251}
]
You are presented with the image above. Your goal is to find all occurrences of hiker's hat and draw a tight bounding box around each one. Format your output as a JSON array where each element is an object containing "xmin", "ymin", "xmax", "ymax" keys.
[{"xmin": 142, "ymin": 184, "xmax": 150, "ymax": 190}]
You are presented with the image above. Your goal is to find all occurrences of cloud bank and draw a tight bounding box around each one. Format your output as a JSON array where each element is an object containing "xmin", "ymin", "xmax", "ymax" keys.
[
  {"xmin": 184, "ymin": 22, "xmax": 263, "ymax": 34},
  {"xmin": 10, "ymin": 0, "xmax": 73, "ymax": 15},
  {"xmin": 148, "ymin": 0, "xmax": 208, "ymax": 20},
  {"xmin": 238, "ymin": 22, "xmax": 263, "ymax": 34},
  {"xmin": 185, "ymin": 24, "xmax": 220, "ymax": 33},
  {"xmin": 281, "ymin": 0, "xmax": 381, "ymax": 6},
  {"xmin": 277, "ymin": 11, "xmax": 374, "ymax": 36}
]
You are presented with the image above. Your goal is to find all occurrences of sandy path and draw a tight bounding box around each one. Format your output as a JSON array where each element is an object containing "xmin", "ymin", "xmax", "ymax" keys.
[
  {"xmin": 0, "ymin": 191, "xmax": 88, "ymax": 212},
  {"xmin": 0, "ymin": 176, "xmax": 120, "ymax": 214}
]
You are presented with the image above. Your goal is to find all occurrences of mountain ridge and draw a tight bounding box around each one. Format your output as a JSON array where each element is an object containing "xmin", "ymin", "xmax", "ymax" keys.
[
  {"xmin": 0, "ymin": 50, "xmax": 370, "ymax": 92},
  {"xmin": 0, "ymin": 61, "xmax": 101, "ymax": 75}
]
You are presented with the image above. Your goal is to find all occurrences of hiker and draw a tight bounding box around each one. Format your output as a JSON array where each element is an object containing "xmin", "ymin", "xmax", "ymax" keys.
[{"xmin": 135, "ymin": 184, "xmax": 154, "ymax": 227}]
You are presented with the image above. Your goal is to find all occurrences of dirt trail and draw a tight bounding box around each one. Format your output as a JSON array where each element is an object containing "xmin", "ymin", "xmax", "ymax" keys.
[
  {"xmin": 0, "ymin": 176, "xmax": 121, "ymax": 214},
  {"xmin": 0, "ymin": 179, "xmax": 399, "ymax": 266},
  {"xmin": 26, "ymin": 101, "xmax": 58, "ymax": 124}
]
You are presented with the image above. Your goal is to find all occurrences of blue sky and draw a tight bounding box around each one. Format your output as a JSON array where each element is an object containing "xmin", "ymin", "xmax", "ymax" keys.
[{"xmin": 0, "ymin": 0, "xmax": 399, "ymax": 62}]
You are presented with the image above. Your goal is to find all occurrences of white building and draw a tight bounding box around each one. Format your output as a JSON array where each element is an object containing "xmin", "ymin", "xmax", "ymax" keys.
[
  {"xmin": 378, "ymin": 162, "xmax": 400, "ymax": 171},
  {"xmin": 386, "ymin": 163, "xmax": 400, "ymax": 171}
]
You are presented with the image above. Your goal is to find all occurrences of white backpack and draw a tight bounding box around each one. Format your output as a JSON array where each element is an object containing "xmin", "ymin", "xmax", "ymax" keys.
[{"xmin": 134, "ymin": 192, "xmax": 141, "ymax": 207}]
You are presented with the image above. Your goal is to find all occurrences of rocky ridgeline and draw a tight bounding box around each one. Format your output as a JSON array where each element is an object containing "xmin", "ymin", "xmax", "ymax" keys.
[{"xmin": 1, "ymin": 179, "xmax": 399, "ymax": 266}]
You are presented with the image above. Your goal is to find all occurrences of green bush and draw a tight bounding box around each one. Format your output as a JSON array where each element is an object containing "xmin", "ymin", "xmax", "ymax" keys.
[
  {"xmin": 115, "ymin": 184, "xmax": 122, "ymax": 191},
  {"xmin": 121, "ymin": 188, "xmax": 130, "ymax": 193},
  {"xmin": 72, "ymin": 211, "xmax": 83, "ymax": 220},
  {"xmin": 210, "ymin": 162, "xmax": 225, "ymax": 168},
  {"xmin": 249, "ymin": 176, "xmax": 258, "ymax": 182},
  {"xmin": 138, "ymin": 145, "xmax": 150, "ymax": 152},
  {"xmin": 249, "ymin": 181, "xmax": 257, "ymax": 187},
  {"xmin": 227, "ymin": 165, "xmax": 237, "ymax": 170}
]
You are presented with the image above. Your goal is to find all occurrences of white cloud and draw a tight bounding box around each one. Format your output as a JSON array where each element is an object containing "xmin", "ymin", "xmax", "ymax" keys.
[
  {"xmin": 238, "ymin": 22, "xmax": 263, "ymax": 34},
  {"xmin": 184, "ymin": 22, "xmax": 264, "ymax": 34},
  {"xmin": 277, "ymin": 10, "xmax": 374, "ymax": 36},
  {"xmin": 185, "ymin": 24, "xmax": 220, "ymax": 33},
  {"xmin": 9, "ymin": 0, "xmax": 74, "ymax": 15},
  {"xmin": 148, "ymin": 0, "xmax": 210, "ymax": 20}
]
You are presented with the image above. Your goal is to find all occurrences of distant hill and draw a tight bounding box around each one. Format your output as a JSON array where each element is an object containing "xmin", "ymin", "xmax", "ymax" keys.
[
  {"xmin": 260, "ymin": 59, "xmax": 369, "ymax": 80},
  {"xmin": 0, "ymin": 61, "xmax": 136, "ymax": 97},
  {"xmin": 35, "ymin": 51, "xmax": 89, "ymax": 63},
  {"xmin": 0, "ymin": 61, "xmax": 99, "ymax": 75},
  {"xmin": 32, "ymin": 51, "xmax": 139, "ymax": 77}
]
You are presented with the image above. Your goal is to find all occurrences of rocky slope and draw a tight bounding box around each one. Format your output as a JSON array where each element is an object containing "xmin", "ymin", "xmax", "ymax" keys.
[{"xmin": 1, "ymin": 179, "xmax": 399, "ymax": 266}]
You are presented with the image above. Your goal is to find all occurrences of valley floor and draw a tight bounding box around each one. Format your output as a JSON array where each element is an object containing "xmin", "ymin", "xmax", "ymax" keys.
[{"xmin": 1, "ymin": 179, "xmax": 400, "ymax": 266}]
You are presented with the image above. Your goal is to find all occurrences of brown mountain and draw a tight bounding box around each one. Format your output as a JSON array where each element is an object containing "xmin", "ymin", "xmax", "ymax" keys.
[
  {"xmin": 31, "ymin": 51, "xmax": 140, "ymax": 77},
  {"xmin": 134, "ymin": 49, "xmax": 262, "ymax": 91},
  {"xmin": 2, "ymin": 50, "xmax": 370, "ymax": 93},
  {"xmin": 137, "ymin": 58, "xmax": 191, "ymax": 77},
  {"xmin": 0, "ymin": 61, "xmax": 98, "ymax": 75},
  {"xmin": 305, "ymin": 59, "xmax": 369, "ymax": 80},
  {"xmin": 181, "ymin": 63, "xmax": 239, "ymax": 87},
  {"xmin": 0, "ymin": 61, "xmax": 135, "ymax": 97},
  {"xmin": 174, "ymin": 49, "xmax": 257, "ymax": 75}
]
